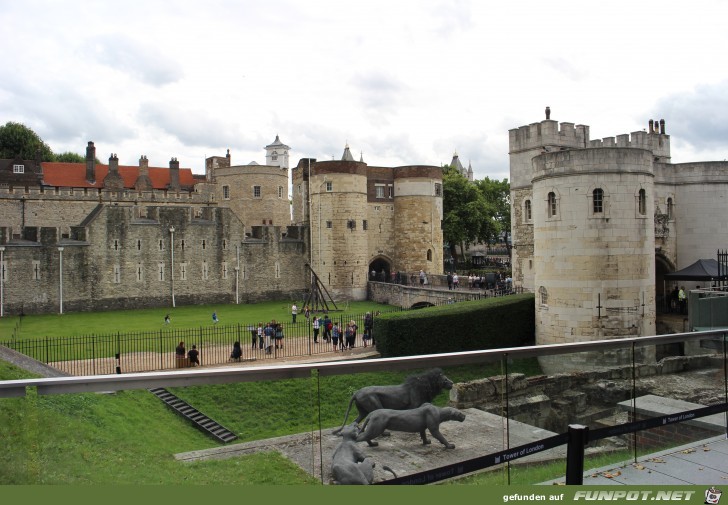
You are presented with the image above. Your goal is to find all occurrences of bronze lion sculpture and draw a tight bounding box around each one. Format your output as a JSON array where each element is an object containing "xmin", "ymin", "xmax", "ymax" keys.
[
  {"xmin": 355, "ymin": 403, "xmax": 465, "ymax": 449},
  {"xmin": 332, "ymin": 368, "xmax": 454, "ymax": 435}
]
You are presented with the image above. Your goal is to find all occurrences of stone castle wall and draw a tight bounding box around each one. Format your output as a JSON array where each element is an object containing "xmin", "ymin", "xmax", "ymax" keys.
[{"xmin": 0, "ymin": 205, "xmax": 308, "ymax": 315}]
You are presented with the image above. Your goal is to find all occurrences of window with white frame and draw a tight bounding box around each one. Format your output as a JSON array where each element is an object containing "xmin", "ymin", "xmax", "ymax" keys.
[
  {"xmin": 434, "ymin": 183, "xmax": 442, "ymax": 197},
  {"xmin": 13, "ymin": 164, "xmax": 24, "ymax": 174},
  {"xmin": 326, "ymin": 181, "xmax": 332, "ymax": 192},
  {"xmin": 375, "ymin": 184, "xmax": 385, "ymax": 198}
]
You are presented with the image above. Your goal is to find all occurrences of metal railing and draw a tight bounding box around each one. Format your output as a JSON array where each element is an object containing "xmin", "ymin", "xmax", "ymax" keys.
[{"xmin": 0, "ymin": 309, "xmax": 406, "ymax": 375}]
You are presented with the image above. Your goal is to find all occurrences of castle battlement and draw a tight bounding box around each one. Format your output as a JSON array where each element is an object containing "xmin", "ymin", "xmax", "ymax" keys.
[
  {"xmin": 0, "ymin": 186, "xmax": 215, "ymax": 204},
  {"xmin": 587, "ymin": 130, "xmax": 671, "ymax": 161},
  {"xmin": 509, "ymin": 120, "xmax": 589, "ymax": 153}
]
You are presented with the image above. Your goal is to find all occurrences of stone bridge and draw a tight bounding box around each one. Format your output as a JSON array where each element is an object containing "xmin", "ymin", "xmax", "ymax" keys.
[{"xmin": 367, "ymin": 281, "xmax": 485, "ymax": 308}]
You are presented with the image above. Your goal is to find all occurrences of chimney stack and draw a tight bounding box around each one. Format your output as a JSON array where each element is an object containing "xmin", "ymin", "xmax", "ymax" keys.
[{"xmin": 86, "ymin": 141, "xmax": 96, "ymax": 182}]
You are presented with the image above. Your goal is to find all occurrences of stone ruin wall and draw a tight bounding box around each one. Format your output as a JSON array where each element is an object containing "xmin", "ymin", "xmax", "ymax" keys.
[{"xmin": 448, "ymin": 354, "xmax": 723, "ymax": 434}]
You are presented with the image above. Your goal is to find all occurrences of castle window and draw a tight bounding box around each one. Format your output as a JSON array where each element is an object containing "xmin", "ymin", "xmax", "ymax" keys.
[
  {"xmin": 375, "ymin": 184, "xmax": 385, "ymax": 198},
  {"xmin": 427, "ymin": 249, "xmax": 433, "ymax": 261},
  {"xmin": 113, "ymin": 265, "xmax": 120, "ymax": 283},
  {"xmin": 222, "ymin": 185, "xmax": 230, "ymax": 199},
  {"xmin": 0, "ymin": 261, "xmax": 7, "ymax": 282},
  {"xmin": 202, "ymin": 239, "xmax": 206, "ymax": 250},
  {"xmin": 434, "ymin": 183, "xmax": 442, "ymax": 197},
  {"xmin": 347, "ymin": 219, "xmax": 356, "ymax": 230},
  {"xmin": 667, "ymin": 197, "xmax": 673, "ymax": 220},
  {"xmin": 388, "ymin": 184, "xmax": 394, "ymax": 198},
  {"xmin": 539, "ymin": 286, "xmax": 548, "ymax": 306},
  {"xmin": 180, "ymin": 263, "xmax": 187, "ymax": 281},
  {"xmin": 181, "ymin": 239, "xmax": 185, "ymax": 251},
  {"xmin": 298, "ymin": 184, "xmax": 302, "ymax": 194},
  {"xmin": 275, "ymin": 262, "xmax": 281, "ymax": 279},
  {"xmin": 593, "ymin": 188, "xmax": 604, "ymax": 213},
  {"xmin": 202, "ymin": 261, "xmax": 209, "ymax": 280},
  {"xmin": 222, "ymin": 239, "xmax": 227, "ymax": 250},
  {"xmin": 159, "ymin": 239, "xmax": 164, "ymax": 251},
  {"xmin": 278, "ymin": 186, "xmax": 283, "ymax": 198},
  {"xmin": 638, "ymin": 189, "xmax": 647, "ymax": 215},
  {"xmin": 222, "ymin": 261, "xmax": 228, "ymax": 280},
  {"xmin": 136, "ymin": 263, "xmax": 143, "ymax": 282},
  {"xmin": 32, "ymin": 261, "xmax": 40, "ymax": 280},
  {"xmin": 326, "ymin": 221, "xmax": 332, "ymax": 229},
  {"xmin": 113, "ymin": 239, "xmax": 120, "ymax": 251},
  {"xmin": 363, "ymin": 220, "xmax": 368, "ymax": 230},
  {"xmin": 326, "ymin": 181, "xmax": 332, "ymax": 192},
  {"xmin": 547, "ymin": 192, "xmax": 557, "ymax": 218},
  {"xmin": 158, "ymin": 263, "xmax": 165, "ymax": 281},
  {"xmin": 524, "ymin": 199, "xmax": 532, "ymax": 222},
  {"xmin": 13, "ymin": 164, "xmax": 24, "ymax": 174},
  {"xmin": 253, "ymin": 186, "xmax": 261, "ymax": 198},
  {"xmin": 137, "ymin": 239, "xmax": 142, "ymax": 251}
]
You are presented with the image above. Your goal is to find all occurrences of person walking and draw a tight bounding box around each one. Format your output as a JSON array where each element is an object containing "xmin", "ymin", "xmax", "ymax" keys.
[
  {"xmin": 312, "ymin": 316, "xmax": 320, "ymax": 343},
  {"xmin": 212, "ymin": 311, "xmax": 219, "ymax": 324}
]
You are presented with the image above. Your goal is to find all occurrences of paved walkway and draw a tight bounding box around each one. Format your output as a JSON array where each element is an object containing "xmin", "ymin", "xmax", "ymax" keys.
[{"xmin": 542, "ymin": 435, "xmax": 728, "ymax": 485}]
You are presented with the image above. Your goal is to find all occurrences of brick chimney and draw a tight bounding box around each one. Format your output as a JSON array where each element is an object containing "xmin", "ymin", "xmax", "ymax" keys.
[
  {"xmin": 134, "ymin": 155, "xmax": 152, "ymax": 191},
  {"xmin": 169, "ymin": 157, "xmax": 180, "ymax": 190},
  {"xmin": 86, "ymin": 141, "xmax": 96, "ymax": 183},
  {"xmin": 103, "ymin": 153, "xmax": 125, "ymax": 190}
]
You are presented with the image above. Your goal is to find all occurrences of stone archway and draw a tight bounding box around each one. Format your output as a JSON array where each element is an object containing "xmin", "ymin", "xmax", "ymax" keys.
[
  {"xmin": 655, "ymin": 252, "xmax": 676, "ymax": 313},
  {"xmin": 368, "ymin": 257, "xmax": 392, "ymax": 282}
]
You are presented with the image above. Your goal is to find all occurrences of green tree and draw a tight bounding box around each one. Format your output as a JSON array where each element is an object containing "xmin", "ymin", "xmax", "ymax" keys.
[
  {"xmin": 54, "ymin": 151, "xmax": 86, "ymax": 163},
  {"xmin": 0, "ymin": 121, "xmax": 54, "ymax": 161},
  {"xmin": 475, "ymin": 177, "xmax": 511, "ymax": 240},
  {"xmin": 442, "ymin": 168, "xmax": 498, "ymax": 266}
]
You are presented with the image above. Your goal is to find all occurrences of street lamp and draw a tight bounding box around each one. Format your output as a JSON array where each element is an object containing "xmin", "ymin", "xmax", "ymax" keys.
[
  {"xmin": 169, "ymin": 226, "xmax": 176, "ymax": 308},
  {"xmin": 0, "ymin": 246, "xmax": 5, "ymax": 318},
  {"xmin": 58, "ymin": 247, "xmax": 64, "ymax": 314}
]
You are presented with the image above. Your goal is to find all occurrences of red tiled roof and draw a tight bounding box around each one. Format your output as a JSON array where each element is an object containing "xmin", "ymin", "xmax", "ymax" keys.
[{"xmin": 40, "ymin": 162, "xmax": 198, "ymax": 189}]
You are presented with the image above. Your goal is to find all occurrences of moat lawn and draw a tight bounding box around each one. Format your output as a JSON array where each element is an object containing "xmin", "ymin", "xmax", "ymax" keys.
[{"xmin": 0, "ymin": 300, "xmax": 394, "ymax": 340}]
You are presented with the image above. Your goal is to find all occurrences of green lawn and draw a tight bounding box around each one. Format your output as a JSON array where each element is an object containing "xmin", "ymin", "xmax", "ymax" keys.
[{"xmin": 0, "ymin": 300, "xmax": 396, "ymax": 340}]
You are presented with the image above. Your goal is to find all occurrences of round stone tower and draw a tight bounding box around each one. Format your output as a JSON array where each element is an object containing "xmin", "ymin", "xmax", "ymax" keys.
[
  {"xmin": 309, "ymin": 159, "xmax": 369, "ymax": 300},
  {"xmin": 532, "ymin": 147, "xmax": 657, "ymax": 371},
  {"xmin": 393, "ymin": 165, "xmax": 444, "ymax": 275}
]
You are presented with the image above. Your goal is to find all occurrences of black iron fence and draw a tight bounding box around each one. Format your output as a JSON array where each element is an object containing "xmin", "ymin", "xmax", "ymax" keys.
[{"xmin": 1, "ymin": 309, "xmax": 406, "ymax": 376}]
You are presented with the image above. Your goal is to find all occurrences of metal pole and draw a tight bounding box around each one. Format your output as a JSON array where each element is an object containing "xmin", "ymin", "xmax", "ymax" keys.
[
  {"xmin": 0, "ymin": 246, "xmax": 4, "ymax": 318},
  {"xmin": 169, "ymin": 226, "xmax": 176, "ymax": 308},
  {"xmin": 565, "ymin": 424, "xmax": 589, "ymax": 485},
  {"xmin": 58, "ymin": 247, "xmax": 64, "ymax": 314}
]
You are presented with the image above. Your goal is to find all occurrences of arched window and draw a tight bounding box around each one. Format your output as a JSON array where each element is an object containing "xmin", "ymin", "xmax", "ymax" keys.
[
  {"xmin": 539, "ymin": 286, "xmax": 548, "ymax": 306},
  {"xmin": 427, "ymin": 249, "xmax": 432, "ymax": 261},
  {"xmin": 667, "ymin": 197, "xmax": 673, "ymax": 219},
  {"xmin": 524, "ymin": 199, "xmax": 532, "ymax": 222},
  {"xmin": 593, "ymin": 188, "xmax": 603, "ymax": 213},
  {"xmin": 547, "ymin": 192, "xmax": 557, "ymax": 218},
  {"xmin": 638, "ymin": 189, "xmax": 646, "ymax": 215}
]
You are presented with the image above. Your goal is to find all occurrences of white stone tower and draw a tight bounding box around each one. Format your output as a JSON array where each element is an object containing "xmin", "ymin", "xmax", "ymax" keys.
[{"xmin": 265, "ymin": 135, "xmax": 290, "ymax": 169}]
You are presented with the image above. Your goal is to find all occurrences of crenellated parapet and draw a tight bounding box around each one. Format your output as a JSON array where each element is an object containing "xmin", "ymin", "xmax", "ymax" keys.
[{"xmin": 509, "ymin": 120, "xmax": 590, "ymax": 154}]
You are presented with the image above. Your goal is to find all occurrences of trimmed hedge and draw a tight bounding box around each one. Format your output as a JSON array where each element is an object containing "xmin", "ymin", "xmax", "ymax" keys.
[{"xmin": 373, "ymin": 293, "xmax": 535, "ymax": 357}]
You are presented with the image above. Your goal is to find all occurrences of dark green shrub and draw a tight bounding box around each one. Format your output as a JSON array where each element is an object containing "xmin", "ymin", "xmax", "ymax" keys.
[{"xmin": 373, "ymin": 294, "xmax": 534, "ymax": 357}]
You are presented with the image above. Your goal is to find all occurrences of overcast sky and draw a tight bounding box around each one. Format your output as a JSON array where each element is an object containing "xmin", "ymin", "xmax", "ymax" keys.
[{"xmin": 3, "ymin": 0, "xmax": 728, "ymax": 181}]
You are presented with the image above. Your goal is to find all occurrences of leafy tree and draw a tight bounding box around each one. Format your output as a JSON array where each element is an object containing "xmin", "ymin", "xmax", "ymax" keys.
[
  {"xmin": 54, "ymin": 151, "xmax": 87, "ymax": 163},
  {"xmin": 475, "ymin": 177, "xmax": 511, "ymax": 240},
  {"xmin": 442, "ymin": 168, "xmax": 498, "ymax": 265},
  {"xmin": 0, "ymin": 121, "xmax": 54, "ymax": 161}
]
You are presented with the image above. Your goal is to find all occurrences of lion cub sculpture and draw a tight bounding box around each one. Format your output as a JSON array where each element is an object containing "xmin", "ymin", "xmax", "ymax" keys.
[
  {"xmin": 331, "ymin": 423, "xmax": 377, "ymax": 484},
  {"xmin": 356, "ymin": 403, "xmax": 465, "ymax": 449}
]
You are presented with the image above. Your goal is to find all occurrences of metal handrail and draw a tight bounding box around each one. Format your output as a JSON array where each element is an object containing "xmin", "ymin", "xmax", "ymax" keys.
[{"xmin": 1, "ymin": 328, "xmax": 725, "ymax": 398}]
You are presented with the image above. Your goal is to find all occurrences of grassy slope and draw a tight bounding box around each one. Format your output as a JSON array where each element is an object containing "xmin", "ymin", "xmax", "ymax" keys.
[{"xmin": 0, "ymin": 360, "xmax": 317, "ymax": 485}]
